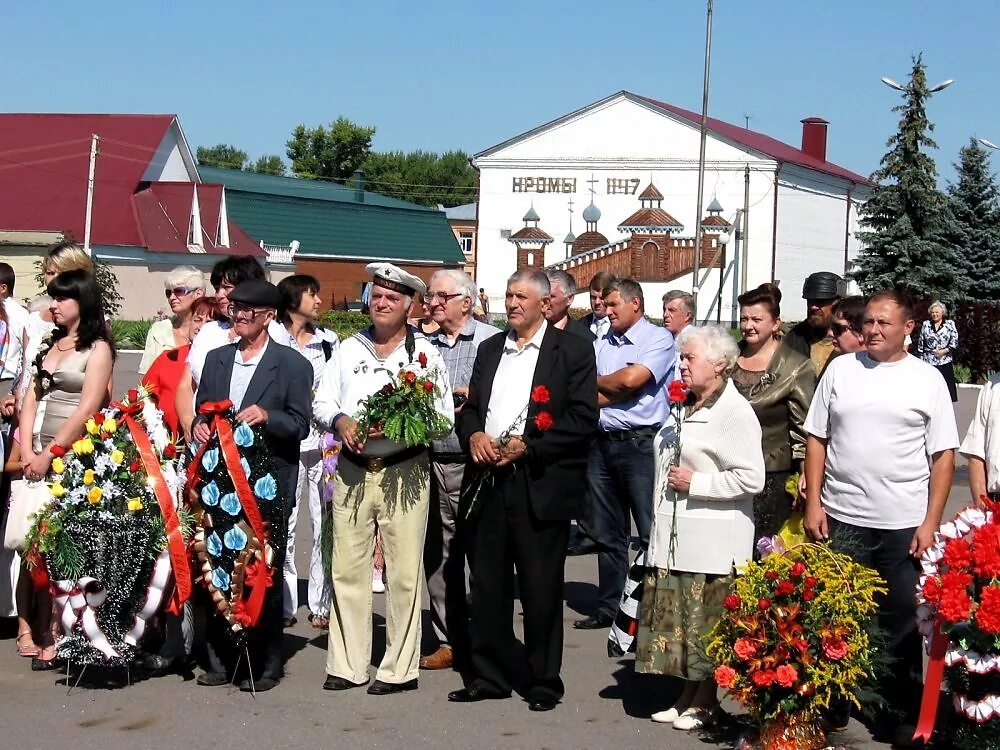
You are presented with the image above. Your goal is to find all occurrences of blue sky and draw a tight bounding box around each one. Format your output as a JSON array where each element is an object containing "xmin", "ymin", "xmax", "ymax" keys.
[{"xmin": 5, "ymin": 1, "xmax": 994, "ymax": 184}]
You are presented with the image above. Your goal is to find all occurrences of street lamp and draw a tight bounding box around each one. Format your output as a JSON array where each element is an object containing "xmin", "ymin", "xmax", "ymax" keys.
[
  {"xmin": 881, "ymin": 75, "xmax": 954, "ymax": 93},
  {"xmin": 979, "ymin": 138, "xmax": 999, "ymax": 151}
]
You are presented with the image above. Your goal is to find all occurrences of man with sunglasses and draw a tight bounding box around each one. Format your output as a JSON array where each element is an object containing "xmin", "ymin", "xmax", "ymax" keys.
[{"xmin": 192, "ymin": 279, "xmax": 313, "ymax": 692}]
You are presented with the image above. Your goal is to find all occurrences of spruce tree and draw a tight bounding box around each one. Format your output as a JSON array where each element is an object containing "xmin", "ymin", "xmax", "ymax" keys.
[
  {"xmin": 852, "ymin": 54, "xmax": 962, "ymax": 302},
  {"xmin": 945, "ymin": 138, "xmax": 1000, "ymax": 300}
]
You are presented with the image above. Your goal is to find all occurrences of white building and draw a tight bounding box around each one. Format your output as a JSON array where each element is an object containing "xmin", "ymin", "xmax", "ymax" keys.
[{"xmin": 472, "ymin": 91, "xmax": 871, "ymax": 321}]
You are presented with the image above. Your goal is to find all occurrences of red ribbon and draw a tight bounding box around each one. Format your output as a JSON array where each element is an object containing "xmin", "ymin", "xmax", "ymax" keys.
[
  {"xmin": 123, "ymin": 414, "xmax": 192, "ymax": 615},
  {"xmin": 913, "ymin": 618, "xmax": 948, "ymax": 744},
  {"xmin": 186, "ymin": 399, "xmax": 274, "ymax": 628}
]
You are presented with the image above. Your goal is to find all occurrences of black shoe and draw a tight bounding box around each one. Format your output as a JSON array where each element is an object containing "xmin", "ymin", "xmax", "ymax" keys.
[
  {"xmin": 31, "ymin": 656, "xmax": 60, "ymax": 672},
  {"xmin": 367, "ymin": 678, "xmax": 418, "ymax": 695},
  {"xmin": 448, "ymin": 686, "xmax": 510, "ymax": 703},
  {"xmin": 239, "ymin": 677, "xmax": 278, "ymax": 692},
  {"xmin": 323, "ymin": 674, "xmax": 367, "ymax": 691},
  {"xmin": 196, "ymin": 670, "xmax": 229, "ymax": 686},
  {"xmin": 567, "ymin": 543, "xmax": 598, "ymax": 556},
  {"xmin": 528, "ymin": 696, "xmax": 558, "ymax": 712},
  {"xmin": 573, "ymin": 612, "xmax": 613, "ymax": 630}
]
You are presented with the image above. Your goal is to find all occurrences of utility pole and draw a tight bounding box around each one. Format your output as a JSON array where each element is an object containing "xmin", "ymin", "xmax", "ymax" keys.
[
  {"xmin": 740, "ymin": 164, "xmax": 750, "ymax": 295},
  {"xmin": 83, "ymin": 133, "xmax": 99, "ymax": 256},
  {"xmin": 691, "ymin": 0, "xmax": 714, "ymax": 320}
]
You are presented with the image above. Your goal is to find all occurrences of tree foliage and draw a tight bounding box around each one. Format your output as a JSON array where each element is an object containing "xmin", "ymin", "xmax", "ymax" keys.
[
  {"xmin": 945, "ymin": 138, "xmax": 1000, "ymax": 300},
  {"xmin": 34, "ymin": 255, "xmax": 123, "ymax": 318},
  {"xmin": 196, "ymin": 144, "xmax": 248, "ymax": 171},
  {"xmin": 250, "ymin": 154, "xmax": 286, "ymax": 176},
  {"xmin": 285, "ymin": 117, "xmax": 375, "ymax": 181},
  {"xmin": 362, "ymin": 149, "xmax": 476, "ymax": 207},
  {"xmin": 852, "ymin": 54, "xmax": 963, "ymax": 302}
]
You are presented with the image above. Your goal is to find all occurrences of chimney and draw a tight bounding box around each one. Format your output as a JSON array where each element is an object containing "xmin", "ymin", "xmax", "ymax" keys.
[
  {"xmin": 800, "ymin": 117, "xmax": 829, "ymax": 162},
  {"xmin": 352, "ymin": 169, "xmax": 365, "ymax": 203}
]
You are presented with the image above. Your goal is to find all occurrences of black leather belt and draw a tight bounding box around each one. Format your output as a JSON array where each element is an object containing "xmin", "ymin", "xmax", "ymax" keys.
[
  {"xmin": 341, "ymin": 445, "xmax": 427, "ymax": 473},
  {"xmin": 430, "ymin": 451, "xmax": 466, "ymax": 464},
  {"xmin": 599, "ymin": 425, "xmax": 661, "ymax": 441}
]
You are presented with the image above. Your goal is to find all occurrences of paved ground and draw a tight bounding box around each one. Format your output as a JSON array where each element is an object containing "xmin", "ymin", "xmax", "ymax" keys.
[{"xmin": 0, "ymin": 352, "xmax": 975, "ymax": 748}]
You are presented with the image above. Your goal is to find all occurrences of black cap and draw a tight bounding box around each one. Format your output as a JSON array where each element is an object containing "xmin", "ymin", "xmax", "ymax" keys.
[
  {"xmin": 229, "ymin": 279, "xmax": 282, "ymax": 309},
  {"xmin": 802, "ymin": 272, "xmax": 846, "ymax": 300}
]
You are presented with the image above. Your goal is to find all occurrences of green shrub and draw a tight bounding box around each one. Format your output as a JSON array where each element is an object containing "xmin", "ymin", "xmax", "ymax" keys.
[
  {"xmin": 318, "ymin": 310, "xmax": 371, "ymax": 340},
  {"xmin": 953, "ymin": 363, "xmax": 972, "ymax": 385},
  {"xmin": 111, "ymin": 319, "xmax": 154, "ymax": 349}
]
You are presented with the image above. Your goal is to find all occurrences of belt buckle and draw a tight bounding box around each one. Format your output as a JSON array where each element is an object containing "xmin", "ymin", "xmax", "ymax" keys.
[{"xmin": 367, "ymin": 456, "xmax": 385, "ymax": 473}]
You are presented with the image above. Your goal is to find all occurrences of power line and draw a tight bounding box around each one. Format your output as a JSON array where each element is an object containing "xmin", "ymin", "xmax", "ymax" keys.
[{"xmin": 0, "ymin": 137, "xmax": 91, "ymax": 158}]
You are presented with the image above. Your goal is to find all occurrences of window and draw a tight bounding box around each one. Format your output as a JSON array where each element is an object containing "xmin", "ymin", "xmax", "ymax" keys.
[
  {"xmin": 500, "ymin": 229, "xmax": 511, "ymax": 239},
  {"xmin": 459, "ymin": 231, "xmax": 474, "ymax": 255}
]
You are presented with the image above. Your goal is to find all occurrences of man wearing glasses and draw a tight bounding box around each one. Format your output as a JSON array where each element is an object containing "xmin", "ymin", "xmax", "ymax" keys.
[
  {"xmin": 421, "ymin": 270, "xmax": 499, "ymax": 671},
  {"xmin": 192, "ymin": 279, "xmax": 313, "ymax": 692}
]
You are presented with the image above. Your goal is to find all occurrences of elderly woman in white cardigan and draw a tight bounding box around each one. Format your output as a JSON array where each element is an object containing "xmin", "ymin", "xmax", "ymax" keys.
[{"xmin": 634, "ymin": 324, "xmax": 765, "ymax": 731}]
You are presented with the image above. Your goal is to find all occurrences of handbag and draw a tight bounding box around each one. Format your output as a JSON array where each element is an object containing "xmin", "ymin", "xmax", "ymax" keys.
[{"xmin": 2, "ymin": 479, "xmax": 51, "ymax": 552}]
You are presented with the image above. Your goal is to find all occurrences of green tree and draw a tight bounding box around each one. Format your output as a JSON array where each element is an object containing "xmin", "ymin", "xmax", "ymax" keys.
[
  {"xmin": 285, "ymin": 117, "xmax": 375, "ymax": 180},
  {"xmin": 944, "ymin": 138, "xmax": 1000, "ymax": 300},
  {"xmin": 196, "ymin": 144, "xmax": 248, "ymax": 171},
  {"xmin": 248, "ymin": 154, "xmax": 286, "ymax": 176},
  {"xmin": 852, "ymin": 54, "xmax": 963, "ymax": 302},
  {"xmin": 34, "ymin": 256, "xmax": 123, "ymax": 318},
  {"xmin": 362, "ymin": 149, "xmax": 476, "ymax": 207}
]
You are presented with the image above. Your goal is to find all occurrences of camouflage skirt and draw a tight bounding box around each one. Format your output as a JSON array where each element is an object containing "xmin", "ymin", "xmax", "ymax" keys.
[{"xmin": 634, "ymin": 567, "xmax": 733, "ymax": 681}]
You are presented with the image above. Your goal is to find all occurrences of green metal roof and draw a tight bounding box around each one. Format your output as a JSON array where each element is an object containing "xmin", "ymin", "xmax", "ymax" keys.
[{"xmin": 199, "ymin": 166, "xmax": 464, "ymax": 264}]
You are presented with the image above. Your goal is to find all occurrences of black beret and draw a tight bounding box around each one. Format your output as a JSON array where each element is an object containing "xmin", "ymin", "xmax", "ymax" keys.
[{"xmin": 229, "ymin": 279, "xmax": 282, "ymax": 309}]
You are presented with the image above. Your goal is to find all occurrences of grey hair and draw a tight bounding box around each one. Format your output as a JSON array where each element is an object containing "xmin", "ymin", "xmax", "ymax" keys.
[
  {"xmin": 676, "ymin": 324, "xmax": 739, "ymax": 374},
  {"xmin": 928, "ymin": 300, "xmax": 948, "ymax": 317},
  {"xmin": 507, "ymin": 268, "xmax": 551, "ymax": 297},
  {"xmin": 430, "ymin": 269, "xmax": 477, "ymax": 301},
  {"xmin": 28, "ymin": 294, "xmax": 51, "ymax": 313},
  {"xmin": 545, "ymin": 269, "xmax": 577, "ymax": 296},
  {"xmin": 605, "ymin": 278, "xmax": 644, "ymax": 311},
  {"xmin": 662, "ymin": 290, "xmax": 695, "ymax": 318},
  {"xmin": 165, "ymin": 265, "xmax": 205, "ymax": 290}
]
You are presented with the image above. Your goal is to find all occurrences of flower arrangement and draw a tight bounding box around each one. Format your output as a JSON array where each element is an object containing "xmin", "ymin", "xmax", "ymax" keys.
[
  {"xmin": 915, "ymin": 498, "xmax": 1000, "ymax": 749},
  {"xmin": 354, "ymin": 351, "xmax": 451, "ymax": 447},
  {"xmin": 25, "ymin": 386, "xmax": 191, "ymax": 666},
  {"xmin": 706, "ymin": 540, "xmax": 886, "ymax": 742}
]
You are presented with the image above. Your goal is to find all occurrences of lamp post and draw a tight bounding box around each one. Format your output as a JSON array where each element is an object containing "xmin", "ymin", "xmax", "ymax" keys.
[
  {"xmin": 716, "ymin": 229, "xmax": 730, "ymax": 325},
  {"xmin": 691, "ymin": 0, "xmax": 714, "ymax": 319}
]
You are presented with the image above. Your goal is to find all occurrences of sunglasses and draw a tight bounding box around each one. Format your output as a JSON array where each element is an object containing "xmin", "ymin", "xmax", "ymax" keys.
[
  {"xmin": 165, "ymin": 286, "xmax": 197, "ymax": 299},
  {"xmin": 227, "ymin": 304, "xmax": 269, "ymax": 319},
  {"xmin": 831, "ymin": 322, "xmax": 856, "ymax": 335}
]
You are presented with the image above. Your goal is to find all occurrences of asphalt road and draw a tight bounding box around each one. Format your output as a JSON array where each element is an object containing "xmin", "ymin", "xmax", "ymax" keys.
[{"xmin": 0, "ymin": 352, "xmax": 976, "ymax": 749}]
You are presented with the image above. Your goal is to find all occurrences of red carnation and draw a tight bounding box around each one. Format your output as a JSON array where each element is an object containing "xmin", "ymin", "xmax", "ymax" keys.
[
  {"xmin": 973, "ymin": 526, "xmax": 1000, "ymax": 578},
  {"xmin": 667, "ymin": 380, "xmax": 688, "ymax": 404},
  {"xmin": 802, "ymin": 589, "xmax": 816, "ymax": 602},
  {"xmin": 921, "ymin": 576, "xmax": 943, "ymax": 604},
  {"xmin": 404, "ymin": 371, "xmax": 417, "ymax": 385},
  {"xmin": 50, "ymin": 444, "xmax": 66, "ymax": 457},
  {"xmin": 775, "ymin": 664, "xmax": 799, "ymax": 688},
  {"xmin": 127, "ymin": 389, "xmax": 140, "ymax": 403},
  {"xmin": 758, "ymin": 598, "xmax": 772, "ymax": 611},
  {"xmin": 531, "ymin": 385, "xmax": 550, "ymax": 404},
  {"xmin": 790, "ymin": 562, "xmax": 807, "ymax": 578},
  {"xmin": 723, "ymin": 594, "xmax": 741, "ymax": 611},
  {"xmin": 129, "ymin": 460, "xmax": 143, "ymax": 472},
  {"xmin": 976, "ymin": 585, "xmax": 1000, "ymax": 634},
  {"xmin": 939, "ymin": 588, "xmax": 973, "ymax": 624},
  {"xmin": 751, "ymin": 670, "xmax": 775, "ymax": 687},
  {"xmin": 793, "ymin": 638, "xmax": 810, "ymax": 653},
  {"xmin": 382, "ymin": 383, "xmax": 394, "ymax": 394},
  {"xmin": 943, "ymin": 538, "xmax": 974, "ymax": 571},
  {"xmin": 93, "ymin": 413, "xmax": 105, "ymax": 426},
  {"xmin": 163, "ymin": 444, "xmax": 177, "ymax": 459},
  {"xmin": 804, "ymin": 576, "xmax": 818, "ymax": 589},
  {"xmin": 822, "ymin": 637, "xmax": 849, "ymax": 660},
  {"xmin": 423, "ymin": 380, "xmax": 434, "ymax": 393},
  {"xmin": 534, "ymin": 411, "xmax": 554, "ymax": 432},
  {"xmin": 775, "ymin": 579, "xmax": 796, "ymax": 597},
  {"xmin": 418, "ymin": 351, "xmax": 428, "ymax": 368},
  {"xmin": 764, "ymin": 570, "xmax": 780, "ymax": 581}
]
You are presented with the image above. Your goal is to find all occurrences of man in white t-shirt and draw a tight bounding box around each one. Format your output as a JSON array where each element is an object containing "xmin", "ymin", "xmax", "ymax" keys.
[{"xmin": 803, "ymin": 290, "xmax": 958, "ymax": 743}]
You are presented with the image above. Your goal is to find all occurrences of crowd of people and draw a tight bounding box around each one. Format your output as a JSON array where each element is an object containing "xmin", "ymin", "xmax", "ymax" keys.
[{"xmin": 0, "ymin": 244, "xmax": 980, "ymax": 745}]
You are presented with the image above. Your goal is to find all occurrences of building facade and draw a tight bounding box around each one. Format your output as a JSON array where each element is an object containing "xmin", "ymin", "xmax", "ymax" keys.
[{"xmin": 472, "ymin": 91, "xmax": 871, "ymax": 321}]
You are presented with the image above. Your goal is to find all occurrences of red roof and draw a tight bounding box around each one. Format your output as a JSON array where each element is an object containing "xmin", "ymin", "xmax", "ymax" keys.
[
  {"xmin": 618, "ymin": 207, "xmax": 683, "ymax": 231},
  {"xmin": 639, "ymin": 183, "xmax": 665, "ymax": 200},
  {"xmin": 571, "ymin": 230, "xmax": 609, "ymax": 255},
  {"xmin": 635, "ymin": 95, "xmax": 871, "ymax": 185},
  {"xmin": 0, "ymin": 113, "xmax": 261, "ymax": 255},
  {"xmin": 509, "ymin": 226, "xmax": 553, "ymax": 243},
  {"xmin": 133, "ymin": 182, "xmax": 258, "ymax": 255}
]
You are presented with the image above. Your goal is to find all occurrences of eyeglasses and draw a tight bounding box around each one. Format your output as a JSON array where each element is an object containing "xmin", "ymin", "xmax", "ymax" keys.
[
  {"xmin": 831, "ymin": 322, "xmax": 856, "ymax": 335},
  {"xmin": 165, "ymin": 286, "xmax": 197, "ymax": 299},
  {"xmin": 227, "ymin": 304, "xmax": 269, "ymax": 319},
  {"xmin": 427, "ymin": 292, "xmax": 464, "ymax": 303}
]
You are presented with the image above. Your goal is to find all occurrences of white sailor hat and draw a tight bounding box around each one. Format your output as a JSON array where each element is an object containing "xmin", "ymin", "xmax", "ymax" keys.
[{"xmin": 366, "ymin": 262, "xmax": 427, "ymax": 297}]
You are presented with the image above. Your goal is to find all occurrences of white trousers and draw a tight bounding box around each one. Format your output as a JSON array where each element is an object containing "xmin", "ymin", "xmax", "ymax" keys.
[{"xmin": 283, "ymin": 447, "xmax": 330, "ymax": 618}]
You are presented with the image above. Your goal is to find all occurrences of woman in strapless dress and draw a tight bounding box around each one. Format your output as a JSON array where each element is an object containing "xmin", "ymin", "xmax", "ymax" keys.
[{"xmin": 16, "ymin": 269, "xmax": 114, "ymax": 670}]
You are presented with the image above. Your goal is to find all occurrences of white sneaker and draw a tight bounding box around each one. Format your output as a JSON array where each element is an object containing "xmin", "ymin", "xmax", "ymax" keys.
[
  {"xmin": 372, "ymin": 574, "xmax": 385, "ymax": 594},
  {"xmin": 672, "ymin": 707, "xmax": 719, "ymax": 731},
  {"xmin": 651, "ymin": 706, "xmax": 681, "ymax": 724}
]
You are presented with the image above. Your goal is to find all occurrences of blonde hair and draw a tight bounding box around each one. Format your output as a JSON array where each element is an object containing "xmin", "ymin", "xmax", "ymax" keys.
[
  {"xmin": 45, "ymin": 241, "xmax": 93, "ymax": 275},
  {"xmin": 165, "ymin": 265, "xmax": 205, "ymax": 290}
]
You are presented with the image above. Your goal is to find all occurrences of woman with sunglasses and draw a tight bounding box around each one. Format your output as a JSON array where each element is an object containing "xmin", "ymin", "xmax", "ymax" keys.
[{"xmin": 138, "ymin": 266, "xmax": 205, "ymax": 374}]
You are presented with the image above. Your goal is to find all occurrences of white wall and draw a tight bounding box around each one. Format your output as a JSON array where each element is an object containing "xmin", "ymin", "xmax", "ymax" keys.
[{"xmin": 141, "ymin": 121, "xmax": 198, "ymax": 182}]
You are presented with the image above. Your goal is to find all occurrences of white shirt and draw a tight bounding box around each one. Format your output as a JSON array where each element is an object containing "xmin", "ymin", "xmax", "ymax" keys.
[
  {"xmin": 189, "ymin": 318, "xmax": 286, "ymax": 385},
  {"xmin": 271, "ymin": 324, "xmax": 340, "ymax": 451},
  {"xmin": 17, "ymin": 311, "xmax": 54, "ymax": 401},
  {"xmin": 485, "ymin": 321, "xmax": 547, "ymax": 438},
  {"xmin": 961, "ymin": 373, "xmax": 1000, "ymax": 493},
  {"xmin": 590, "ymin": 314, "xmax": 610, "ymax": 339},
  {"xmin": 804, "ymin": 352, "xmax": 959, "ymax": 530},
  {"xmin": 313, "ymin": 328, "xmax": 453, "ymax": 457},
  {"xmin": 228, "ymin": 339, "xmax": 268, "ymax": 409},
  {"xmin": 1, "ymin": 298, "xmax": 29, "ymax": 383}
]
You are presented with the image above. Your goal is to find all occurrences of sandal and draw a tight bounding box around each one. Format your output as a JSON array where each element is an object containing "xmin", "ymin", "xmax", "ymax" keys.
[
  {"xmin": 16, "ymin": 631, "xmax": 40, "ymax": 658},
  {"xmin": 31, "ymin": 645, "xmax": 59, "ymax": 672},
  {"xmin": 308, "ymin": 613, "xmax": 329, "ymax": 629}
]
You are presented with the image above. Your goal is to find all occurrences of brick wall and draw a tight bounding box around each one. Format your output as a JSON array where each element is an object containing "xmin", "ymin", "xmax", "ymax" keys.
[{"xmin": 294, "ymin": 258, "xmax": 456, "ymax": 310}]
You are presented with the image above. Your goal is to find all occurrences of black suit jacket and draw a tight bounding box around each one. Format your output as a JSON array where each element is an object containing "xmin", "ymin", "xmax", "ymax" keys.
[
  {"xmin": 566, "ymin": 314, "xmax": 597, "ymax": 341},
  {"xmin": 457, "ymin": 325, "xmax": 598, "ymax": 520},
  {"xmin": 195, "ymin": 339, "xmax": 313, "ymax": 471}
]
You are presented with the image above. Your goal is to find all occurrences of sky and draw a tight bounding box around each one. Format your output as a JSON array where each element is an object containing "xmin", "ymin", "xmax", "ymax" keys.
[{"xmin": 4, "ymin": 1, "xmax": 995, "ymax": 185}]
